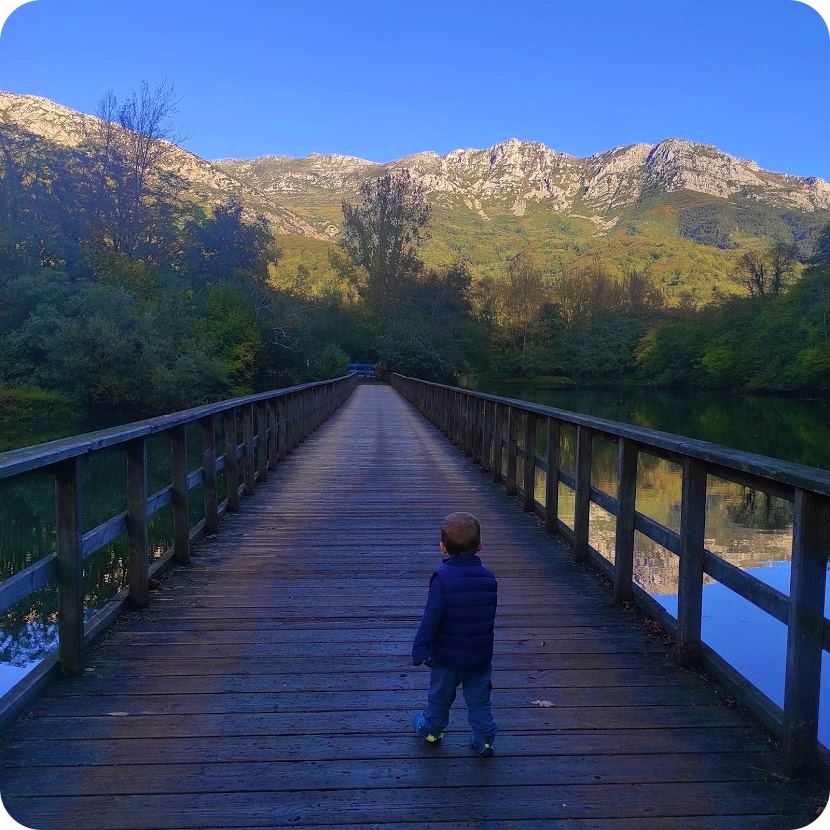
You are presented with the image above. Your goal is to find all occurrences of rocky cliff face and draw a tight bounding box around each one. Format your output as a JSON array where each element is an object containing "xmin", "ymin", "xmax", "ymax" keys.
[
  {"xmin": 218, "ymin": 135, "xmax": 830, "ymax": 236},
  {"xmin": 3, "ymin": 90, "xmax": 828, "ymax": 241}
]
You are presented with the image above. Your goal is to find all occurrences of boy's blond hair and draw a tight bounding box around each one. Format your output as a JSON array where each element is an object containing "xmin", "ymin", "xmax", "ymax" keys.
[{"xmin": 441, "ymin": 512, "xmax": 481, "ymax": 555}]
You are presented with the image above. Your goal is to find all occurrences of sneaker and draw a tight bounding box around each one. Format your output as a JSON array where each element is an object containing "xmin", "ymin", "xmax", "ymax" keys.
[
  {"xmin": 470, "ymin": 735, "xmax": 495, "ymax": 756},
  {"xmin": 411, "ymin": 713, "xmax": 444, "ymax": 744}
]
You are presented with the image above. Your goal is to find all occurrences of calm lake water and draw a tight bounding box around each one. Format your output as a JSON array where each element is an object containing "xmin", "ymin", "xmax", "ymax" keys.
[
  {"xmin": 1, "ymin": 385, "xmax": 828, "ymax": 748},
  {"xmin": 466, "ymin": 380, "xmax": 830, "ymax": 746}
]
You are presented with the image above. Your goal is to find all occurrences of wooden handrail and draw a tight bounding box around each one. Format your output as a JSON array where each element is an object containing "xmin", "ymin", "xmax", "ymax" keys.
[
  {"xmin": 0, "ymin": 376, "xmax": 353, "ymax": 481},
  {"xmin": 392, "ymin": 376, "xmax": 830, "ymax": 498},
  {"xmin": 0, "ymin": 374, "xmax": 359, "ymax": 726},
  {"xmin": 391, "ymin": 373, "xmax": 830, "ymax": 778}
]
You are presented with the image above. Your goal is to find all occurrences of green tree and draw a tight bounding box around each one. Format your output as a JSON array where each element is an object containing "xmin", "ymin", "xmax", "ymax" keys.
[
  {"xmin": 185, "ymin": 200, "xmax": 274, "ymax": 287},
  {"xmin": 733, "ymin": 241, "xmax": 799, "ymax": 298},
  {"xmin": 812, "ymin": 223, "xmax": 830, "ymax": 267},
  {"xmin": 375, "ymin": 321, "xmax": 455, "ymax": 382},
  {"xmin": 340, "ymin": 170, "xmax": 431, "ymax": 319},
  {"xmin": 309, "ymin": 342, "xmax": 349, "ymax": 380}
]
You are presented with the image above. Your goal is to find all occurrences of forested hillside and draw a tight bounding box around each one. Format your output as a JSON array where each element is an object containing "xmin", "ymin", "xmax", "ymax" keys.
[
  {"xmin": 0, "ymin": 83, "xmax": 361, "ymax": 443},
  {"xmin": 1, "ymin": 85, "xmax": 829, "ymax": 448}
]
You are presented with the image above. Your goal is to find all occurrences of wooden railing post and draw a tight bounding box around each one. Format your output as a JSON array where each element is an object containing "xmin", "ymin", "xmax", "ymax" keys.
[
  {"xmin": 449, "ymin": 392, "xmax": 455, "ymax": 443},
  {"xmin": 464, "ymin": 395, "xmax": 474, "ymax": 458},
  {"xmin": 223, "ymin": 409, "xmax": 240, "ymax": 513},
  {"xmin": 278, "ymin": 399, "xmax": 288, "ymax": 461},
  {"xmin": 614, "ymin": 438, "xmax": 638, "ymax": 602},
  {"xmin": 472, "ymin": 398, "xmax": 482, "ymax": 465},
  {"xmin": 170, "ymin": 425, "xmax": 190, "ymax": 564},
  {"xmin": 201, "ymin": 415, "xmax": 219, "ymax": 534},
  {"xmin": 492, "ymin": 404, "xmax": 504, "ymax": 484},
  {"xmin": 126, "ymin": 437, "xmax": 150, "ymax": 608},
  {"xmin": 242, "ymin": 404, "xmax": 256, "ymax": 495},
  {"xmin": 783, "ymin": 489, "xmax": 830, "ymax": 776},
  {"xmin": 292, "ymin": 393, "xmax": 301, "ymax": 450},
  {"xmin": 506, "ymin": 407, "xmax": 518, "ymax": 496},
  {"xmin": 256, "ymin": 402, "xmax": 268, "ymax": 483},
  {"xmin": 54, "ymin": 457, "xmax": 84, "ymax": 676},
  {"xmin": 284, "ymin": 395, "xmax": 292, "ymax": 453},
  {"xmin": 481, "ymin": 400, "xmax": 492, "ymax": 474},
  {"xmin": 545, "ymin": 417, "xmax": 560, "ymax": 534},
  {"xmin": 573, "ymin": 425, "xmax": 593, "ymax": 563},
  {"xmin": 676, "ymin": 457, "xmax": 707, "ymax": 667},
  {"xmin": 268, "ymin": 399, "xmax": 278, "ymax": 471},
  {"xmin": 447, "ymin": 388, "xmax": 453, "ymax": 438},
  {"xmin": 523, "ymin": 412, "xmax": 537, "ymax": 512}
]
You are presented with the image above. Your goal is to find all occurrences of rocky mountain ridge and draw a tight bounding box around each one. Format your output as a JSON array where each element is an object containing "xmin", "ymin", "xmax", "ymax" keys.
[
  {"xmin": 2, "ymin": 90, "xmax": 828, "ymax": 244},
  {"xmin": 216, "ymin": 135, "xmax": 830, "ymax": 237}
]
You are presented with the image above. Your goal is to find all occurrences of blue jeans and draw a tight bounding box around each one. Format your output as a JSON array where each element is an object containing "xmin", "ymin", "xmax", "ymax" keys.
[{"xmin": 422, "ymin": 662, "xmax": 497, "ymax": 742}]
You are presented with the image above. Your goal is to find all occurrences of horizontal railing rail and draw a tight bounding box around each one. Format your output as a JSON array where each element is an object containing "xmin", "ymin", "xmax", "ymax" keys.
[
  {"xmin": 391, "ymin": 373, "xmax": 830, "ymax": 779},
  {"xmin": 0, "ymin": 373, "xmax": 359, "ymax": 725}
]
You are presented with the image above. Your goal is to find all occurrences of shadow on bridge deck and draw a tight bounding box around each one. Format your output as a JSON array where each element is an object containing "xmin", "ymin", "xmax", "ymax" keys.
[{"xmin": 1, "ymin": 384, "xmax": 826, "ymax": 829}]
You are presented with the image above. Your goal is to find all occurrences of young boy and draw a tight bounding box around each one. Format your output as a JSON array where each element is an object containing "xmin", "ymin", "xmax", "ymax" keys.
[{"xmin": 411, "ymin": 512, "xmax": 498, "ymax": 756}]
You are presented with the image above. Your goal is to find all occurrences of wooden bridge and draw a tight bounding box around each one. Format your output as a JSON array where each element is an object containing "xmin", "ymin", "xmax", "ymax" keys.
[{"xmin": 0, "ymin": 377, "xmax": 828, "ymax": 829}]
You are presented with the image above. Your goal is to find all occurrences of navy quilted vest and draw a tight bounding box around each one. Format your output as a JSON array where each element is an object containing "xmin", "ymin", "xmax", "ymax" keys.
[{"xmin": 432, "ymin": 554, "xmax": 497, "ymax": 671}]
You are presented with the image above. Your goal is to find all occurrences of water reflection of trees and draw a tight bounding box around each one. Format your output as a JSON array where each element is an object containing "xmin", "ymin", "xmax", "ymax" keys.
[
  {"xmin": 486, "ymin": 381, "xmax": 830, "ymax": 471},
  {"xmin": 726, "ymin": 488, "xmax": 792, "ymax": 531},
  {"xmin": 579, "ymin": 455, "xmax": 796, "ymax": 597}
]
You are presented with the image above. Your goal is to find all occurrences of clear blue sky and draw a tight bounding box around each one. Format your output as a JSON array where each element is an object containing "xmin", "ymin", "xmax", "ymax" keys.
[{"xmin": 1, "ymin": 0, "xmax": 828, "ymax": 179}]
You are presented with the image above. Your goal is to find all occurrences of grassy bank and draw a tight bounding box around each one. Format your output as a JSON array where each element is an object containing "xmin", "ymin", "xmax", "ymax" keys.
[{"xmin": 0, "ymin": 388, "xmax": 83, "ymax": 452}]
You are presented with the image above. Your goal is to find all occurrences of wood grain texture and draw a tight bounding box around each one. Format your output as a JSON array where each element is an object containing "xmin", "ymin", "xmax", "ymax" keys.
[
  {"xmin": 126, "ymin": 437, "xmax": 149, "ymax": 609},
  {"xmin": 54, "ymin": 457, "xmax": 84, "ymax": 676},
  {"xmin": 2, "ymin": 385, "xmax": 825, "ymax": 830},
  {"xmin": 784, "ymin": 489, "xmax": 830, "ymax": 774},
  {"xmin": 573, "ymin": 424, "xmax": 593, "ymax": 563},
  {"xmin": 170, "ymin": 425, "xmax": 191, "ymax": 564},
  {"xmin": 201, "ymin": 415, "xmax": 220, "ymax": 534},
  {"xmin": 222, "ymin": 409, "xmax": 240, "ymax": 513},
  {"xmin": 613, "ymin": 437, "xmax": 637, "ymax": 602},
  {"xmin": 241, "ymin": 403, "xmax": 255, "ymax": 495},
  {"xmin": 676, "ymin": 456, "xmax": 708, "ymax": 668}
]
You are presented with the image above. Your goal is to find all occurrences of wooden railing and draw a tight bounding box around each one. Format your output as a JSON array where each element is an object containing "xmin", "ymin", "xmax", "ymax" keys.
[
  {"xmin": 391, "ymin": 373, "xmax": 830, "ymax": 778},
  {"xmin": 0, "ymin": 374, "xmax": 358, "ymax": 724}
]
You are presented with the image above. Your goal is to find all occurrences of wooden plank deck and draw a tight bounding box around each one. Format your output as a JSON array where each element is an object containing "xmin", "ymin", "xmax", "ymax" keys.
[{"xmin": 1, "ymin": 383, "xmax": 827, "ymax": 829}]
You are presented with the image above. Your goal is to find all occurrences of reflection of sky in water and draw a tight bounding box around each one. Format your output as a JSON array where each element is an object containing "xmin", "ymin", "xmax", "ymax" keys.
[
  {"xmin": 0, "ymin": 661, "xmax": 37, "ymax": 691},
  {"xmin": 656, "ymin": 561, "xmax": 829, "ymax": 749}
]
